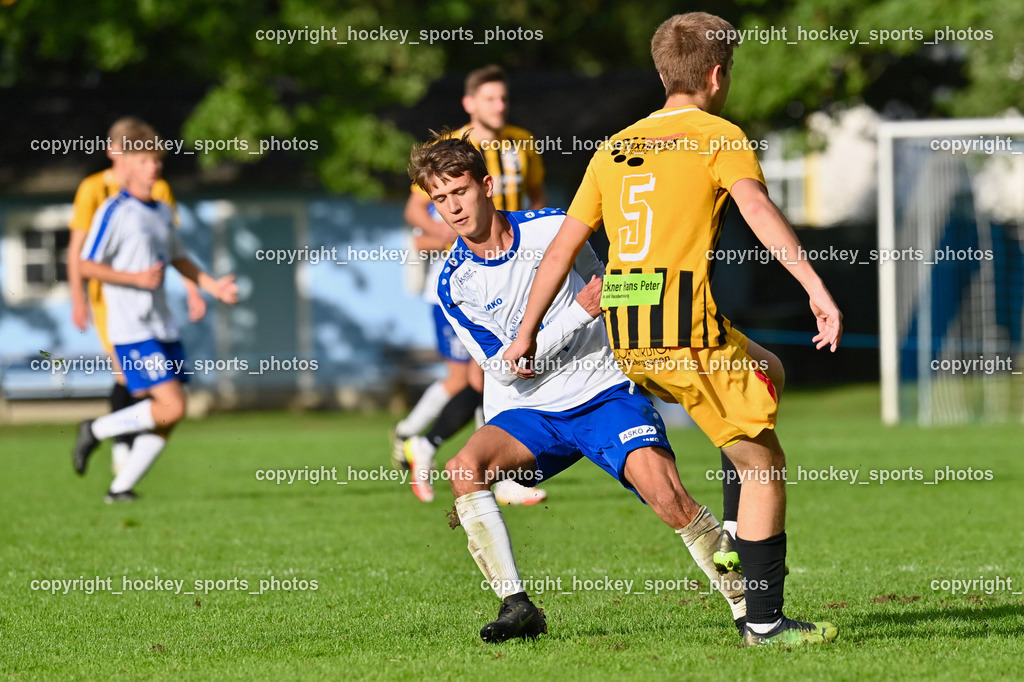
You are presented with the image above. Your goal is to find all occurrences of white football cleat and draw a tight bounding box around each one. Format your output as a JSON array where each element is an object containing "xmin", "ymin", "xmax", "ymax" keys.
[
  {"xmin": 493, "ymin": 479, "xmax": 547, "ymax": 506},
  {"xmin": 403, "ymin": 436, "xmax": 436, "ymax": 503}
]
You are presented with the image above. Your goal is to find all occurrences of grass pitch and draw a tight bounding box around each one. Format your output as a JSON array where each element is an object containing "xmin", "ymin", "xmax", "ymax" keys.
[{"xmin": 2, "ymin": 384, "xmax": 1022, "ymax": 680}]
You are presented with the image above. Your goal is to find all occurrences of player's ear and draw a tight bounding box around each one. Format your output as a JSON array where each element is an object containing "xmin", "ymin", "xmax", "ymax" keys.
[
  {"xmin": 709, "ymin": 64, "xmax": 724, "ymax": 92},
  {"xmin": 482, "ymin": 174, "xmax": 495, "ymax": 198},
  {"xmin": 462, "ymin": 94, "xmax": 475, "ymax": 116}
]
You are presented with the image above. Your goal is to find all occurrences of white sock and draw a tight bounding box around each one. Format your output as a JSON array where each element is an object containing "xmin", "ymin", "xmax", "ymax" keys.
[
  {"xmin": 111, "ymin": 442, "xmax": 131, "ymax": 475},
  {"xmin": 109, "ymin": 432, "xmax": 166, "ymax": 493},
  {"xmin": 455, "ymin": 490, "xmax": 523, "ymax": 599},
  {"xmin": 748, "ymin": 618, "xmax": 783, "ymax": 634},
  {"xmin": 396, "ymin": 381, "xmax": 451, "ymax": 438},
  {"xmin": 723, "ymin": 520, "xmax": 738, "ymax": 538},
  {"xmin": 675, "ymin": 506, "xmax": 746, "ymax": 622},
  {"xmin": 91, "ymin": 400, "xmax": 155, "ymax": 440}
]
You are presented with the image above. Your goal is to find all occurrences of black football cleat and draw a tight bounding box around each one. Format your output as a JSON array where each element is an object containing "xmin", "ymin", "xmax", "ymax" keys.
[
  {"xmin": 104, "ymin": 490, "xmax": 138, "ymax": 504},
  {"xmin": 480, "ymin": 594, "xmax": 546, "ymax": 643},
  {"xmin": 72, "ymin": 419, "xmax": 100, "ymax": 475}
]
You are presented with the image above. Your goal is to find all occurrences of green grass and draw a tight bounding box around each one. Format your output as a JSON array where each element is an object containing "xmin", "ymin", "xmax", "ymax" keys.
[{"xmin": 2, "ymin": 384, "xmax": 1023, "ymax": 680}]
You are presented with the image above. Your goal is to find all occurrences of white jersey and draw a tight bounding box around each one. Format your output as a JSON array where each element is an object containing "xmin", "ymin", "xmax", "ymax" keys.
[
  {"xmin": 438, "ymin": 208, "xmax": 629, "ymax": 419},
  {"xmin": 81, "ymin": 190, "xmax": 185, "ymax": 345}
]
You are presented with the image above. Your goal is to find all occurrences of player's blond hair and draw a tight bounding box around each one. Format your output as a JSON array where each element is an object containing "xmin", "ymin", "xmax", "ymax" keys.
[
  {"xmin": 464, "ymin": 65, "xmax": 507, "ymax": 97},
  {"xmin": 651, "ymin": 12, "xmax": 736, "ymax": 96},
  {"xmin": 408, "ymin": 128, "xmax": 489, "ymax": 193},
  {"xmin": 108, "ymin": 117, "xmax": 163, "ymax": 156}
]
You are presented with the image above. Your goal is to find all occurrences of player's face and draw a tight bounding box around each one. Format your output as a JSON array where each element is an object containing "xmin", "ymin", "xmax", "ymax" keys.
[
  {"xmin": 463, "ymin": 82, "xmax": 508, "ymax": 134},
  {"xmin": 426, "ymin": 172, "xmax": 495, "ymax": 240},
  {"xmin": 123, "ymin": 152, "xmax": 163, "ymax": 192}
]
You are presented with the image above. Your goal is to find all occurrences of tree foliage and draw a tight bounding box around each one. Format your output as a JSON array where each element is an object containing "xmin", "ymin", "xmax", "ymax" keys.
[{"xmin": 1, "ymin": 0, "xmax": 1019, "ymax": 195}]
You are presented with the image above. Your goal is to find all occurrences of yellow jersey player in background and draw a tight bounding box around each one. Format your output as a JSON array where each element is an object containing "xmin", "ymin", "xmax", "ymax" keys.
[
  {"xmin": 506, "ymin": 12, "xmax": 842, "ymax": 646},
  {"xmin": 67, "ymin": 117, "xmax": 206, "ymax": 476},
  {"xmin": 394, "ymin": 65, "xmax": 548, "ymax": 506}
]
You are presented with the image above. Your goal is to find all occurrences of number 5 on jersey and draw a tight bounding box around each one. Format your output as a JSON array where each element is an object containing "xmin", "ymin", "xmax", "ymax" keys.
[{"xmin": 618, "ymin": 173, "xmax": 655, "ymax": 261}]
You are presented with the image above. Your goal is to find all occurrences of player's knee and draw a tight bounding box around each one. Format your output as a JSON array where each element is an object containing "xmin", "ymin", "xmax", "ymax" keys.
[
  {"xmin": 446, "ymin": 450, "xmax": 483, "ymax": 494},
  {"xmin": 155, "ymin": 398, "xmax": 186, "ymax": 426}
]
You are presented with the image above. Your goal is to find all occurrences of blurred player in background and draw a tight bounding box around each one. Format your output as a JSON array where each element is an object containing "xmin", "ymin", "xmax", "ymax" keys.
[
  {"xmin": 506, "ymin": 12, "xmax": 843, "ymax": 646},
  {"xmin": 67, "ymin": 117, "xmax": 207, "ymax": 476},
  {"xmin": 71, "ymin": 124, "xmax": 238, "ymax": 502},
  {"xmin": 411, "ymin": 131, "xmax": 746, "ymax": 642},
  {"xmin": 392, "ymin": 65, "xmax": 548, "ymax": 505}
]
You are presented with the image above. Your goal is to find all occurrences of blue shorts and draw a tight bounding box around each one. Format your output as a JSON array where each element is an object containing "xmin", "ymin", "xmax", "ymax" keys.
[
  {"xmin": 487, "ymin": 382, "xmax": 672, "ymax": 498},
  {"xmin": 432, "ymin": 305, "xmax": 470, "ymax": 363},
  {"xmin": 115, "ymin": 339, "xmax": 189, "ymax": 393}
]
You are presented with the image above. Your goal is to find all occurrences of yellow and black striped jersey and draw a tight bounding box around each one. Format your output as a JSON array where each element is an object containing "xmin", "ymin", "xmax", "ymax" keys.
[{"xmin": 568, "ymin": 106, "xmax": 765, "ymax": 349}]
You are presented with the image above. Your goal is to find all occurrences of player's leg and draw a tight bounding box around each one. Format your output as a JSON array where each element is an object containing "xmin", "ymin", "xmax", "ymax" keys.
[
  {"xmin": 716, "ymin": 338, "xmax": 784, "ymax": 573},
  {"xmin": 405, "ymin": 360, "xmax": 547, "ymax": 505},
  {"xmin": 90, "ymin": 289, "xmax": 137, "ymax": 475},
  {"xmin": 391, "ymin": 305, "xmax": 470, "ymax": 468},
  {"xmin": 108, "ymin": 353, "xmax": 144, "ymax": 475},
  {"xmin": 723, "ymin": 430, "xmax": 836, "ymax": 645},
  {"xmin": 446, "ymin": 424, "xmax": 547, "ymax": 642},
  {"xmin": 106, "ymin": 378, "xmax": 185, "ymax": 501},
  {"xmin": 623, "ymin": 448, "xmax": 746, "ymax": 629}
]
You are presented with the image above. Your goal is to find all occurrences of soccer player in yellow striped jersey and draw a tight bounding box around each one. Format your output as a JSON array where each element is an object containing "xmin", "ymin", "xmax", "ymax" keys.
[
  {"xmin": 506, "ymin": 13, "xmax": 843, "ymax": 646},
  {"xmin": 396, "ymin": 66, "xmax": 548, "ymax": 505},
  {"xmin": 67, "ymin": 117, "xmax": 206, "ymax": 475}
]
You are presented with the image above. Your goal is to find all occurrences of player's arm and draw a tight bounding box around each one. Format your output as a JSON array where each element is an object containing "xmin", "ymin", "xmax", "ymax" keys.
[
  {"xmin": 730, "ymin": 178, "xmax": 843, "ymax": 351},
  {"xmin": 68, "ymin": 182, "xmax": 101, "ymax": 331},
  {"xmin": 67, "ymin": 229, "xmax": 90, "ymax": 330},
  {"xmin": 171, "ymin": 257, "xmax": 238, "ymax": 304},
  {"xmin": 501, "ymin": 215, "xmax": 594, "ymax": 372},
  {"xmin": 79, "ymin": 259, "xmax": 165, "ymax": 290},
  {"xmin": 156, "ymin": 187, "xmax": 207, "ymax": 322},
  {"xmin": 444, "ymin": 275, "xmax": 602, "ymax": 386}
]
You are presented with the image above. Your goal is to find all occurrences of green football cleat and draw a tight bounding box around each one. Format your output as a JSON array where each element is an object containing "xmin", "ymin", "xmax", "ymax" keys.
[
  {"xmin": 742, "ymin": 618, "xmax": 838, "ymax": 647},
  {"xmin": 713, "ymin": 530, "xmax": 741, "ymax": 575}
]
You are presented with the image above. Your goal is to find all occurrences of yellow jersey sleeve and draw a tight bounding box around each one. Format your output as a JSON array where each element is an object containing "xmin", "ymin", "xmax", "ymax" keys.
[
  {"xmin": 69, "ymin": 173, "xmax": 109, "ymax": 232},
  {"xmin": 706, "ymin": 122, "xmax": 765, "ymax": 192}
]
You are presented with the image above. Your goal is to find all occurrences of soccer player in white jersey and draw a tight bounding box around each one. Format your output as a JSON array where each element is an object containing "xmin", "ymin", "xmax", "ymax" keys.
[
  {"xmin": 411, "ymin": 130, "xmax": 746, "ymax": 642},
  {"xmin": 70, "ymin": 126, "xmax": 238, "ymax": 502}
]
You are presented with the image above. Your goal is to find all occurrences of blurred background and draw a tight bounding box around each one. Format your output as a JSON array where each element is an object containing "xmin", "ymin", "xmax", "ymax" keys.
[{"xmin": 1, "ymin": 0, "xmax": 1021, "ymax": 423}]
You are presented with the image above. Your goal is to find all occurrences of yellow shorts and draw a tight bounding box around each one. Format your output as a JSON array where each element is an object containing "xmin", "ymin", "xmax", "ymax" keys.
[
  {"xmin": 612, "ymin": 328, "xmax": 778, "ymax": 448},
  {"xmin": 87, "ymin": 279, "xmax": 114, "ymax": 358}
]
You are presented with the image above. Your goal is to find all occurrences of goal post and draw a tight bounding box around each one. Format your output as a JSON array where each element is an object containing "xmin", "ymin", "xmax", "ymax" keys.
[{"xmin": 878, "ymin": 117, "xmax": 1024, "ymax": 425}]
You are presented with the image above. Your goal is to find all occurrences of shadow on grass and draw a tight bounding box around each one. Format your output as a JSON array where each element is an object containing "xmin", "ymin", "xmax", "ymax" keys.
[{"xmin": 843, "ymin": 601, "xmax": 1024, "ymax": 640}]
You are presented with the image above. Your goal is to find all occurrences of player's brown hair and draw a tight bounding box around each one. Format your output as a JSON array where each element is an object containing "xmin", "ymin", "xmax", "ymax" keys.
[
  {"xmin": 408, "ymin": 128, "xmax": 488, "ymax": 193},
  {"xmin": 108, "ymin": 116, "xmax": 163, "ymax": 156},
  {"xmin": 464, "ymin": 65, "xmax": 507, "ymax": 96},
  {"xmin": 651, "ymin": 12, "xmax": 736, "ymax": 96}
]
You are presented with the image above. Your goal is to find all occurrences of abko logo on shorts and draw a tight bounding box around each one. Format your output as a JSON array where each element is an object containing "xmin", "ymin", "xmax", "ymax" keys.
[{"xmin": 618, "ymin": 425, "xmax": 657, "ymax": 444}]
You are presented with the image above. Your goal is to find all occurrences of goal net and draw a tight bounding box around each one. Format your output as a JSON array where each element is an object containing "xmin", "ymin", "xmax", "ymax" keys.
[{"xmin": 878, "ymin": 118, "xmax": 1024, "ymax": 425}]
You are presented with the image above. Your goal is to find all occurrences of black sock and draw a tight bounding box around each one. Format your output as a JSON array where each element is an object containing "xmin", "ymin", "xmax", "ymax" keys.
[
  {"xmin": 721, "ymin": 451, "xmax": 740, "ymax": 526},
  {"xmin": 734, "ymin": 531, "xmax": 787, "ymax": 625},
  {"xmin": 110, "ymin": 383, "xmax": 140, "ymax": 448},
  {"xmin": 425, "ymin": 386, "xmax": 482, "ymax": 448}
]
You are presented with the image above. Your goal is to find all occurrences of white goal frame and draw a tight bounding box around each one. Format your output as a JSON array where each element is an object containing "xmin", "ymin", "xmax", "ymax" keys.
[{"xmin": 878, "ymin": 117, "xmax": 1024, "ymax": 424}]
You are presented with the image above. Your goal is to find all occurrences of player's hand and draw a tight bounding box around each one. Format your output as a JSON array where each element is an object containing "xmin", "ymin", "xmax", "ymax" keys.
[
  {"xmin": 503, "ymin": 335, "xmax": 538, "ymax": 379},
  {"xmin": 809, "ymin": 287, "xmax": 843, "ymax": 352},
  {"xmin": 575, "ymin": 275, "xmax": 604, "ymax": 317},
  {"xmin": 186, "ymin": 290, "xmax": 207, "ymax": 322},
  {"xmin": 71, "ymin": 299, "xmax": 90, "ymax": 331},
  {"xmin": 213, "ymin": 274, "xmax": 239, "ymax": 305},
  {"xmin": 135, "ymin": 262, "xmax": 165, "ymax": 290}
]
